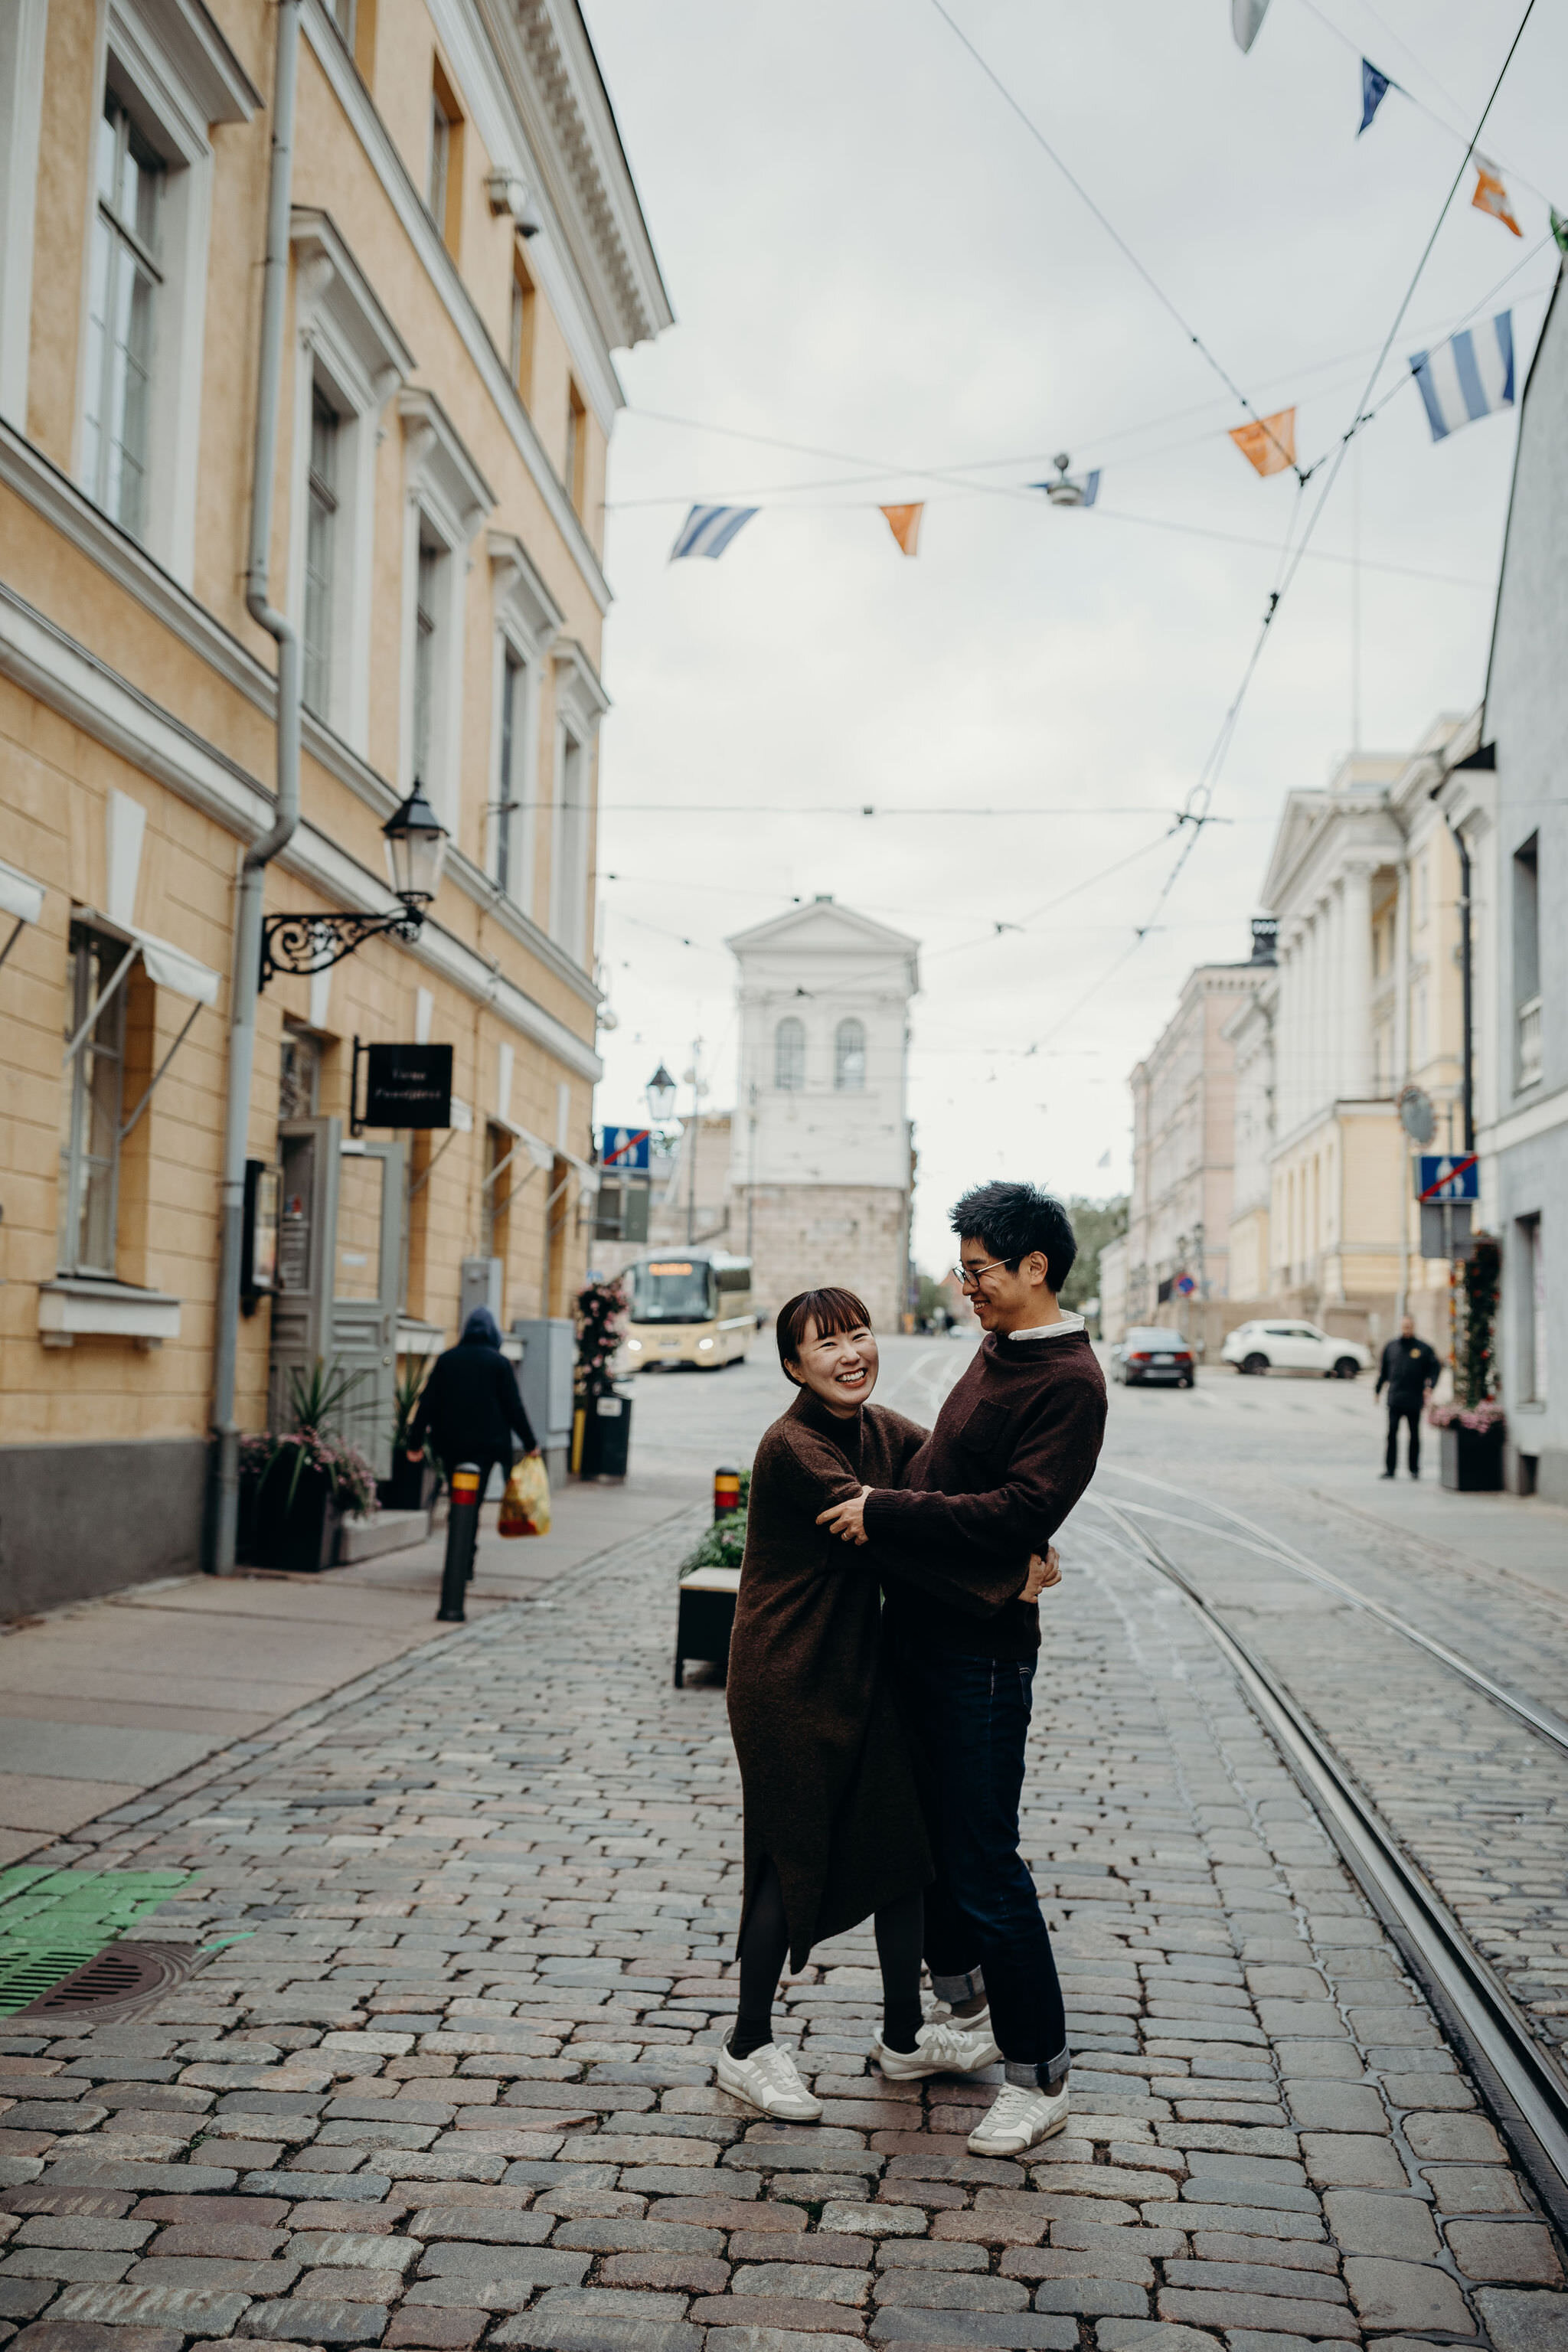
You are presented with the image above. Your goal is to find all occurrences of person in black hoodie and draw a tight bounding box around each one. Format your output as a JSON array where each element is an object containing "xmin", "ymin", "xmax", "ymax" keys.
[
  {"xmin": 1376, "ymin": 1315, "xmax": 1441, "ymax": 1478},
  {"xmin": 406, "ymin": 1306, "xmax": 538, "ymax": 1513},
  {"xmin": 818, "ymin": 1181, "xmax": 1106, "ymax": 2161}
]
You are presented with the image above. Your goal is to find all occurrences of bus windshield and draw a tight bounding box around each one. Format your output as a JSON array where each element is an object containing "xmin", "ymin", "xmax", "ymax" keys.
[{"xmin": 629, "ymin": 1259, "xmax": 715, "ymax": 1325}]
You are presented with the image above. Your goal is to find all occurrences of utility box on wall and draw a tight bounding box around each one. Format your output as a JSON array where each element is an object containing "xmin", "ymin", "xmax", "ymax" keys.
[
  {"xmin": 512, "ymin": 1316, "xmax": 575, "ymax": 1481},
  {"xmin": 461, "ymin": 1257, "xmax": 505, "ymax": 1325}
]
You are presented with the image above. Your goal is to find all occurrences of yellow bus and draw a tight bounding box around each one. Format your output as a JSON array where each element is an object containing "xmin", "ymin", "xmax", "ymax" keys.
[{"xmin": 622, "ymin": 1250, "xmax": 755, "ymax": 1371}]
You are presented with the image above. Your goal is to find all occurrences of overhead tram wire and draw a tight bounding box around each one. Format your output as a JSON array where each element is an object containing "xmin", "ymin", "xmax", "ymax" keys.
[
  {"xmin": 924, "ymin": 0, "xmax": 1302, "ymax": 481},
  {"xmin": 1014, "ymin": 0, "xmax": 1542, "ymax": 1046}
]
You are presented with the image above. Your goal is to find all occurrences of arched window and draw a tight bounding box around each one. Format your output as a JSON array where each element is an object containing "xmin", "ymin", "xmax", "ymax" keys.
[
  {"xmin": 835, "ymin": 1018, "xmax": 866, "ymax": 1091},
  {"xmin": 775, "ymin": 1016, "xmax": 805, "ymax": 1091}
]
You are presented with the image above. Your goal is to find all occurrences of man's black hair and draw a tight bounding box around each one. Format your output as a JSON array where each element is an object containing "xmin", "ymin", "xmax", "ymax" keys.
[{"xmin": 950, "ymin": 1181, "xmax": 1078, "ymax": 1295}]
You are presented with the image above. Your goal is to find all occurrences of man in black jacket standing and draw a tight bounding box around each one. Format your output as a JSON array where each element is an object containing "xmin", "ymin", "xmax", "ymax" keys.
[
  {"xmin": 407, "ymin": 1307, "xmax": 538, "ymax": 1520},
  {"xmin": 818, "ymin": 1181, "xmax": 1107, "ymax": 2160},
  {"xmin": 1376, "ymin": 1315, "xmax": 1442, "ymax": 1479}
]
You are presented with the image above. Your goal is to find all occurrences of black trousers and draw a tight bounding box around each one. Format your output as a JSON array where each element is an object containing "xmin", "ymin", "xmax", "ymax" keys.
[{"xmin": 1385, "ymin": 1398, "xmax": 1422, "ymax": 1476}]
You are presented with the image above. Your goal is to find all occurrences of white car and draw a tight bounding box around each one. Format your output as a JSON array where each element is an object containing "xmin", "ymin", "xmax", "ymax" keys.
[{"xmin": 1222, "ymin": 1319, "xmax": 1371, "ymax": 1380}]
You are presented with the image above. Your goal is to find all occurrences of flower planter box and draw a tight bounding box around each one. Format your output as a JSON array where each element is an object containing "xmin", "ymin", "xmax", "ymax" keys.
[
  {"xmin": 1440, "ymin": 1422, "xmax": 1504, "ymax": 1493},
  {"xmin": 250, "ymin": 1463, "xmax": 345, "ymax": 1571},
  {"xmin": 378, "ymin": 1457, "xmax": 440, "ymax": 1514}
]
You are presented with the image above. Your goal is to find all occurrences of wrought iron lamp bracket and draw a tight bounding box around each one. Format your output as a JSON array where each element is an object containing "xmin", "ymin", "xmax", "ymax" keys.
[{"xmin": 260, "ymin": 905, "xmax": 426, "ymax": 988}]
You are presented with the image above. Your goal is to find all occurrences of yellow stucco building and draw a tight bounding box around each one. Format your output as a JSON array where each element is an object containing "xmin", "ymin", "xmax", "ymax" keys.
[{"xmin": 0, "ymin": 0, "xmax": 671, "ymax": 1609}]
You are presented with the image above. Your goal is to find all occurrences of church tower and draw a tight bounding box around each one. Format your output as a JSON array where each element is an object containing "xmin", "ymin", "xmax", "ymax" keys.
[{"xmin": 726, "ymin": 896, "xmax": 920, "ymax": 1331}]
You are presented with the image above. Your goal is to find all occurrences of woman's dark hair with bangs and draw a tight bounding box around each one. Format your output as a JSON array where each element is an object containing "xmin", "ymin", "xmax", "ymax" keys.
[{"xmin": 776, "ymin": 1287, "xmax": 872, "ymax": 1381}]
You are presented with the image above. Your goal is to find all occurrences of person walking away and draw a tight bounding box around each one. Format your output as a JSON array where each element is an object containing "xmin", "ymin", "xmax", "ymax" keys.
[
  {"xmin": 406, "ymin": 1308, "xmax": 539, "ymax": 1548},
  {"xmin": 1376, "ymin": 1314, "xmax": 1441, "ymax": 1479},
  {"xmin": 721, "ymin": 1285, "xmax": 1057, "ymax": 2120},
  {"xmin": 818, "ymin": 1181, "xmax": 1107, "ymax": 2158}
]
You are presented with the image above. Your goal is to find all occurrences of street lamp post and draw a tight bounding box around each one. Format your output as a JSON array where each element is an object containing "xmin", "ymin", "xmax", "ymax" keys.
[{"xmin": 259, "ymin": 783, "xmax": 449, "ymax": 986}]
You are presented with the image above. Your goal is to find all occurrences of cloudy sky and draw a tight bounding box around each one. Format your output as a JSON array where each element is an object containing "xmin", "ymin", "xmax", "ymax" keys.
[{"xmin": 578, "ymin": 0, "xmax": 1564, "ymax": 1271}]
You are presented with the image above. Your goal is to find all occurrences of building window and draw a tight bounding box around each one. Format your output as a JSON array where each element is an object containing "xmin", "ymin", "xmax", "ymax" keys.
[
  {"xmin": 1518, "ymin": 1214, "xmax": 1546, "ymax": 1403},
  {"xmin": 279, "ymin": 1027, "xmax": 321, "ymax": 1122},
  {"xmin": 835, "ymin": 1017, "xmax": 866, "ymax": 1090},
  {"xmin": 495, "ymin": 646, "xmax": 523, "ymax": 891},
  {"xmin": 775, "ymin": 1017, "xmax": 805, "ymax": 1092},
  {"xmin": 510, "ymin": 246, "xmax": 534, "ymax": 407},
  {"xmin": 413, "ymin": 537, "xmax": 440, "ymax": 783},
  {"xmin": 1514, "ymin": 833, "xmax": 1540, "ymax": 1091},
  {"xmin": 58, "ymin": 924, "xmax": 128, "ymax": 1274},
  {"xmin": 552, "ymin": 729, "xmax": 588, "ymax": 961},
  {"xmin": 83, "ymin": 90, "xmax": 162, "ymax": 541},
  {"xmin": 303, "ymin": 390, "xmax": 339, "ymax": 720},
  {"xmin": 565, "ymin": 381, "xmax": 586, "ymax": 512},
  {"xmin": 427, "ymin": 64, "xmax": 462, "ymax": 253}
]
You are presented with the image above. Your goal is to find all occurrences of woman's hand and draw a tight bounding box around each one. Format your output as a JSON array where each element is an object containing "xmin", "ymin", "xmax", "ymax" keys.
[
  {"xmin": 816, "ymin": 1485, "xmax": 873, "ymax": 1545},
  {"xmin": 1021, "ymin": 1545, "xmax": 1060, "ymax": 1602}
]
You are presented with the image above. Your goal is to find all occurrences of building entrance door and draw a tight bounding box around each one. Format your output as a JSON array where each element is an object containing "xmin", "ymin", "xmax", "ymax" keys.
[{"xmin": 271, "ymin": 1120, "xmax": 404, "ymax": 1475}]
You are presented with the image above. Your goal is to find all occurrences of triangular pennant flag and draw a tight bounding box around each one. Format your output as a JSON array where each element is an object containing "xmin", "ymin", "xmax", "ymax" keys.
[
  {"xmin": 1228, "ymin": 407, "xmax": 1296, "ymax": 476},
  {"xmin": 669, "ymin": 504, "xmax": 759, "ymax": 560},
  {"xmin": 1551, "ymin": 206, "xmax": 1568, "ymax": 254},
  {"xmin": 1408, "ymin": 312, "xmax": 1514, "ymax": 442},
  {"xmin": 1472, "ymin": 162, "xmax": 1522, "ymax": 237},
  {"xmin": 880, "ymin": 503, "xmax": 923, "ymax": 556},
  {"xmin": 1358, "ymin": 59, "xmax": 1393, "ymax": 134},
  {"xmin": 1232, "ymin": 0, "xmax": 1270, "ymax": 51}
]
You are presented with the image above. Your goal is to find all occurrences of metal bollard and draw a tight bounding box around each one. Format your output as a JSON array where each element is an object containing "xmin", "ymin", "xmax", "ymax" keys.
[
  {"xmin": 437, "ymin": 1463, "xmax": 482, "ymax": 1622},
  {"xmin": 714, "ymin": 1465, "xmax": 741, "ymax": 1522}
]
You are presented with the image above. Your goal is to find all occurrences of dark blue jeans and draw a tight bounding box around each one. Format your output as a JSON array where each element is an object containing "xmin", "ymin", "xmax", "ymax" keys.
[{"xmin": 893, "ymin": 1628, "xmax": 1069, "ymax": 2089}]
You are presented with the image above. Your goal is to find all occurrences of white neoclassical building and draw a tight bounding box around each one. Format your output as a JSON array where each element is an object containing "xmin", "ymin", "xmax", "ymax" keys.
[{"xmin": 725, "ymin": 897, "xmax": 920, "ymax": 1329}]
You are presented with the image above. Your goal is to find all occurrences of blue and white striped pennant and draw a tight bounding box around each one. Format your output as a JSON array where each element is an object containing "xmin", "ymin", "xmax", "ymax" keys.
[
  {"xmin": 1408, "ymin": 312, "xmax": 1514, "ymax": 443},
  {"xmin": 670, "ymin": 504, "xmax": 760, "ymax": 560}
]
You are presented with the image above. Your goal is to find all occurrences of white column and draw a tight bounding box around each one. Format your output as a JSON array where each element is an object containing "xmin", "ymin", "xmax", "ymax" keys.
[{"xmin": 1341, "ymin": 863, "xmax": 1373, "ymax": 1099}]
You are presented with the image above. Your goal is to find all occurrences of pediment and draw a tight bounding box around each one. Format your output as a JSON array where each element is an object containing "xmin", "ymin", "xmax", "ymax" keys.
[{"xmin": 727, "ymin": 898, "xmax": 920, "ymax": 965}]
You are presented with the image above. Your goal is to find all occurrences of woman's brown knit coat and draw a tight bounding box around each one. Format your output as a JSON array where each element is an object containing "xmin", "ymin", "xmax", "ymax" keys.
[{"xmin": 727, "ymin": 1386, "xmax": 933, "ymax": 1969}]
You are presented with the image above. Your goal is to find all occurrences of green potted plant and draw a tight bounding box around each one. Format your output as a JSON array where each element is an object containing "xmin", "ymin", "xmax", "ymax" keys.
[
  {"xmin": 382, "ymin": 1353, "xmax": 439, "ymax": 1512},
  {"xmin": 1430, "ymin": 1235, "xmax": 1504, "ymax": 1492},
  {"xmin": 242, "ymin": 1361, "xmax": 379, "ymax": 1570},
  {"xmin": 572, "ymin": 1274, "xmax": 631, "ymax": 1481}
]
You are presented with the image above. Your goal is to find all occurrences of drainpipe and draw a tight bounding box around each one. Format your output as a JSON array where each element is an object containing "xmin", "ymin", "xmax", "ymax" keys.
[
  {"xmin": 208, "ymin": 0, "xmax": 304, "ymax": 1573},
  {"xmin": 1443, "ymin": 812, "xmax": 1476, "ymax": 1155}
]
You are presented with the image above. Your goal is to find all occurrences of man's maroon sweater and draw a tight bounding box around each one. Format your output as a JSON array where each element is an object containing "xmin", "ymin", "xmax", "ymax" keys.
[{"xmin": 865, "ymin": 1327, "xmax": 1107, "ymax": 1660}]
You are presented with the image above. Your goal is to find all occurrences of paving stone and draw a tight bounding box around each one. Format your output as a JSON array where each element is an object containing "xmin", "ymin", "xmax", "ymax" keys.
[
  {"xmin": 703, "ymin": 2332, "xmax": 862, "ymax": 2352},
  {"xmin": 416, "ymin": 2244, "xmax": 589, "ymax": 2285},
  {"xmin": 406, "ymin": 2210, "xmax": 553, "ymax": 2244},
  {"xmin": 1187, "ymin": 2237, "xmax": 1337, "ymax": 2273},
  {"xmin": 1446, "ymin": 2222, "xmax": 1563, "ymax": 2284},
  {"xmin": 1000, "ymin": 2250, "xmax": 1152, "ymax": 2289},
  {"xmin": 123, "ymin": 2257, "xmax": 300, "ymax": 2293},
  {"xmin": 1379, "ymin": 2071, "xmax": 1473, "ymax": 2111},
  {"xmin": 599, "ymin": 2255, "xmax": 729, "ymax": 2292},
  {"xmin": 1155, "ymin": 2289, "xmax": 1356, "ymax": 2339},
  {"xmin": 867, "ymin": 2314, "xmax": 1075, "ymax": 2347},
  {"xmin": 1475, "ymin": 2287, "xmax": 1568, "ymax": 2350},
  {"xmin": 1161, "ymin": 2263, "xmax": 1345, "ymax": 2305},
  {"xmin": 820, "ymin": 2207, "xmax": 926, "ymax": 2239},
  {"xmin": 877, "ymin": 2244, "xmax": 988, "ymax": 2273},
  {"xmin": 1423, "ymin": 2162, "xmax": 1527, "ymax": 2214},
  {"xmin": 1341, "ymin": 2256, "xmax": 1474, "ymax": 2332},
  {"xmin": 8, "ymin": 2328, "xmax": 185, "ymax": 2352},
  {"xmin": 1319, "ymin": 2188, "xmax": 1435, "ymax": 2259},
  {"xmin": 873, "ymin": 2275, "xmax": 1029, "ymax": 2313},
  {"xmin": 731, "ymin": 2269, "xmax": 871, "ymax": 2308},
  {"xmin": 2, "ymin": 2254, "xmax": 134, "ymax": 2287},
  {"xmin": 0, "ymin": 2285, "xmax": 57, "ymax": 2321},
  {"xmin": 237, "ymin": 2298, "xmax": 387, "ymax": 2342},
  {"xmin": 382, "ymin": 2307, "xmax": 488, "ymax": 2348},
  {"xmin": 1158, "ymin": 2204, "xmax": 1321, "ymax": 2241},
  {"xmin": 1297, "ymin": 2132, "xmax": 1405, "ymax": 2187},
  {"xmin": 50, "ymin": 2284, "xmax": 252, "ymax": 2331},
  {"xmin": 291, "ymin": 2233, "xmax": 417, "ymax": 2269},
  {"xmin": 1094, "ymin": 2328, "xmax": 1221, "ymax": 2352},
  {"xmin": 1402, "ymin": 2112, "xmax": 1504, "ymax": 2162},
  {"xmin": 1278, "ymin": 2084, "xmax": 1386, "ymax": 2134},
  {"xmin": 730, "ymin": 2240, "xmax": 868, "ymax": 2270}
]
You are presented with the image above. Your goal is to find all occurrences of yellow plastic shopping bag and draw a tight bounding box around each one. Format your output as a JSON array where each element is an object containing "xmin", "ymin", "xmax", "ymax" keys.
[{"xmin": 498, "ymin": 1451, "xmax": 551, "ymax": 1538}]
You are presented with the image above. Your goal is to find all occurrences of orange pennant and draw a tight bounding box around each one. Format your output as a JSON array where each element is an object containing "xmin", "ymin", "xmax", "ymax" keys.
[
  {"xmin": 1472, "ymin": 163, "xmax": 1522, "ymax": 237},
  {"xmin": 880, "ymin": 502, "xmax": 923, "ymax": 556},
  {"xmin": 1228, "ymin": 407, "xmax": 1297, "ymax": 477}
]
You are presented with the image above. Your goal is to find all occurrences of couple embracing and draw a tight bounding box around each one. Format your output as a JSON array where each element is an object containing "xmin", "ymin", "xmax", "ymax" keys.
[{"xmin": 718, "ymin": 1181, "xmax": 1108, "ymax": 2160}]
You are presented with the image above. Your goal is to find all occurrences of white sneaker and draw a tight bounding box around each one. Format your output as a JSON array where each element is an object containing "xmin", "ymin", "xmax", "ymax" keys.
[
  {"xmin": 715, "ymin": 2037, "xmax": 823, "ymax": 2120},
  {"xmin": 872, "ymin": 2017, "xmax": 1001, "ymax": 2079},
  {"xmin": 926, "ymin": 1996, "xmax": 994, "ymax": 2039},
  {"xmin": 967, "ymin": 2079, "xmax": 1070, "ymax": 2156}
]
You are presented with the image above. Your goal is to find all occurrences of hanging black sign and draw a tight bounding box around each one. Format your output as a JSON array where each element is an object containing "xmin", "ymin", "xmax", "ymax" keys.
[{"xmin": 361, "ymin": 1042, "xmax": 453, "ymax": 1129}]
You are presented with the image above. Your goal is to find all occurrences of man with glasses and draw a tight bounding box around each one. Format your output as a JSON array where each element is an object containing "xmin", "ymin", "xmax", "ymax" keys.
[{"xmin": 818, "ymin": 1180, "xmax": 1106, "ymax": 2156}]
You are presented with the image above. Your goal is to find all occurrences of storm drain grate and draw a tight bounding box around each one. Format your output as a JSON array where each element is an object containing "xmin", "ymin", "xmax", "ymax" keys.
[
  {"xmin": 11, "ymin": 1940, "xmax": 200, "ymax": 2021},
  {"xmin": 0, "ymin": 1867, "xmax": 194, "ymax": 2017}
]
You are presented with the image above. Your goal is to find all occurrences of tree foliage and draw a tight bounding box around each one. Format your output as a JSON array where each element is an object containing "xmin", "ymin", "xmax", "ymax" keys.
[{"xmin": 1060, "ymin": 1195, "xmax": 1129, "ymax": 1313}]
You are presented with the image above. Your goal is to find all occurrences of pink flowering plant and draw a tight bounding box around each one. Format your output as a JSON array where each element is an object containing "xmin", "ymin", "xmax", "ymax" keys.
[
  {"xmin": 241, "ymin": 1357, "xmax": 380, "ymax": 1516},
  {"xmin": 1426, "ymin": 1396, "xmax": 1505, "ymax": 1432},
  {"xmin": 1426, "ymin": 1235, "xmax": 1504, "ymax": 1436}
]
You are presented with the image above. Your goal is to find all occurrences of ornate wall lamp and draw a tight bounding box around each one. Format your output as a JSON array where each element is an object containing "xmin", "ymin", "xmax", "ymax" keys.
[{"xmin": 260, "ymin": 784, "xmax": 448, "ymax": 988}]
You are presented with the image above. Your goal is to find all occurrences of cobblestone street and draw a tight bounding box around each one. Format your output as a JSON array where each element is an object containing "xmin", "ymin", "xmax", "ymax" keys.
[{"xmin": 4, "ymin": 1458, "xmax": 1565, "ymax": 2352}]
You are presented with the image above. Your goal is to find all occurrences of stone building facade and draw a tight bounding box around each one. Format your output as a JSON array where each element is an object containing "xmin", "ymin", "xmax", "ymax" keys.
[
  {"xmin": 726, "ymin": 897, "xmax": 919, "ymax": 1331},
  {"xmin": 0, "ymin": 0, "xmax": 670, "ymax": 1608}
]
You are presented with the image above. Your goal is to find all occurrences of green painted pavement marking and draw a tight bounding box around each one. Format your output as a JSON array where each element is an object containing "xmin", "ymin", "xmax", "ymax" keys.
[{"xmin": 0, "ymin": 1867, "xmax": 195, "ymax": 2015}]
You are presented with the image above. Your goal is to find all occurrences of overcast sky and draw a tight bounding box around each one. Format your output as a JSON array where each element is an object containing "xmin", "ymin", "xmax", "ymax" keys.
[{"xmin": 578, "ymin": 0, "xmax": 1565, "ymax": 1272}]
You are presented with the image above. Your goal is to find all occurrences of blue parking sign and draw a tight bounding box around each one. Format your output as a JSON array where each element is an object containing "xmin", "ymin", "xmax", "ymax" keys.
[
  {"xmin": 1416, "ymin": 1154, "xmax": 1478, "ymax": 1202},
  {"xmin": 599, "ymin": 1125, "xmax": 651, "ymax": 1171}
]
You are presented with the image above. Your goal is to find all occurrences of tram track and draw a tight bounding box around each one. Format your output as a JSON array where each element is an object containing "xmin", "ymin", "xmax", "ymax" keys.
[
  {"xmin": 1093, "ymin": 1463, "xmax": 1568, "ymax": 1758},
  {"xmin": 1090, "ymin": 1491, "xmax": 1568, "ymax": 2244}
]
